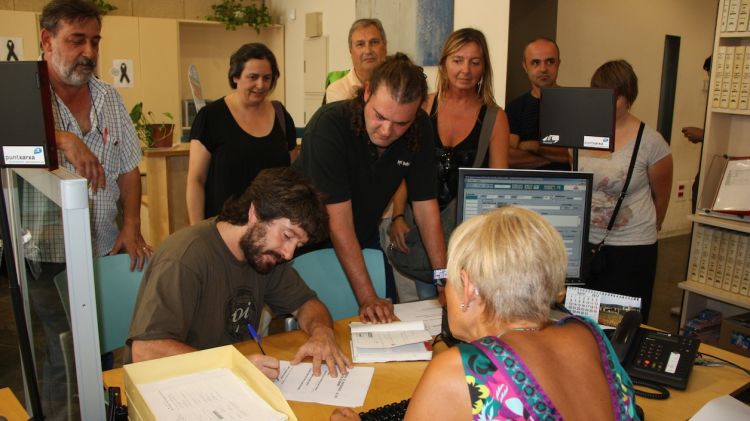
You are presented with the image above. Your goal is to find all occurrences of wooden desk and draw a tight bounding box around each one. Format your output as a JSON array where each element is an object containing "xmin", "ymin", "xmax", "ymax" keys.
[
  {"xmin": 103, "ymin": 318, "xmax": 428, "ymax": 419},
  {"xmin": 0, "ymin": 388, "xmax": 30, "ymax": 421},
  {"xmin": 103, "ymin": 320, "xmax": 750, "ymax": 420}
]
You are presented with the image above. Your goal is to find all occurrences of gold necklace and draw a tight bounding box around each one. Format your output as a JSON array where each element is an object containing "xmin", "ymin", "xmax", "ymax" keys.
[{"xmin": 497, "ymin": 325, "xmax": 544, "ymax": 339}]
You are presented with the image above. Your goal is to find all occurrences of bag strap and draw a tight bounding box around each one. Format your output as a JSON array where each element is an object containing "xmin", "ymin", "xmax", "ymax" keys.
[
  {"xmin": 599, "ymin": 122, "xmax": 646, "ymax": 244},
  {"xmin": 472, "ymin": 105, "xmax": 499, "ymax": 168},
  {"xmin": 271, "ymin": 100, "xmax": 286, "ymax": 138}
]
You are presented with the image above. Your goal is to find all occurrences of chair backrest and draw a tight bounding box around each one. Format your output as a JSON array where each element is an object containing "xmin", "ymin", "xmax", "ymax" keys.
[
  {"xmin": 291, "ymin": 248, "xmax": 385, "ymax": 321},
  {"xmin": 53, "ymin": 254, "xmax": 145, "ymax": 354}
]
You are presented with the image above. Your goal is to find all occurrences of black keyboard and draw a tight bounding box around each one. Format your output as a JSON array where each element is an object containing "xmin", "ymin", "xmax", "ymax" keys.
[{"xmin": 359, "ymin": 399, "xmax": 410, "ymax": 421}]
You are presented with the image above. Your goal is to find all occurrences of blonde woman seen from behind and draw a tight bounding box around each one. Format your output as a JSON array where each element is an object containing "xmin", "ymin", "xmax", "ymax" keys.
[{"xmin": 333, "ymin": 206, "xmax": 640, "ymax": 420}]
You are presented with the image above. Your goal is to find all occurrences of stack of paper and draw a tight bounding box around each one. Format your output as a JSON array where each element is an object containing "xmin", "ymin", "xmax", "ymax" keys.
[
  {"xmin": 350, "ymin": 321, "xmax": 433, "ymax": 363},
  {"xmin": 394, "ymin": 299, "xmax": 442, "ymax": 336},
  {"xmin": 137, "ymin": 367, "xmax": 288, "ymax": 421}
]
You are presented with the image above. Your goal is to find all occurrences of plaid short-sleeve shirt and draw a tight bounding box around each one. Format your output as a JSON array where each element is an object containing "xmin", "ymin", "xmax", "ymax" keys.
[{"xmin": 22, "ymin": 77, "xmax": 142, "ymax": 261}]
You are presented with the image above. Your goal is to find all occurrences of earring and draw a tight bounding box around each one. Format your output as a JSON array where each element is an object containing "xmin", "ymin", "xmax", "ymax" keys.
[
  {"xmin": 473, "ymin": 288, "xmax": 479, "ymax": 296},
  {"xmin": 460, "ymin": 303, "xmax": 468, "ymax": 312}
]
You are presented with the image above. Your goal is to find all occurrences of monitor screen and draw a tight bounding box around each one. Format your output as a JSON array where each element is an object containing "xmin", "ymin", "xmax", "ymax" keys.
[{"xmin": 456, "ymin": 168, "xmax": 593, "ymax": 284}]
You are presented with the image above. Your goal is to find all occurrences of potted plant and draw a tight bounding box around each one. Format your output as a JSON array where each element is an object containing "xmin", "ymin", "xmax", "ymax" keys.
[
  {"xmin": 206, "ymin": 0, "xmax": 272, "ymax": 33},
  {"xmin": 129, "ymin": 102, "xmax": 175, "ymax": 148}
]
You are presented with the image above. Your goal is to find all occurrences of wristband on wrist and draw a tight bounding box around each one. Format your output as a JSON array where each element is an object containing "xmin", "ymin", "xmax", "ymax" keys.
[
  {"xmin": 392, "ymin": 214, "xmax": 405, "ymax": 222},
  {"xmin": 433, "ymin": 268, "xmax": 448, "ymax": 287}
]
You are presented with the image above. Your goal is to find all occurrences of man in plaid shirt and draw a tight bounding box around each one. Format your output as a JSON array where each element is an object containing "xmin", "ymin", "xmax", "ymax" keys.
[{"xmin": 25, "ymin": 1, "xmax": 150, "ymax": 418}]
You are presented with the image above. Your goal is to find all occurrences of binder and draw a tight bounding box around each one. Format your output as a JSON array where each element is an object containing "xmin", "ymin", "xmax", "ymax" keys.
[
  {"xmin": 688, "ymin": 225, "xmax": 704, "ymax": 282},
  {"xmin": 728, "ymin": 0, "xmax": 741, "ymax": 31},
  {"xmin": 713, "ymin": 46, "xmax": 727, "ymax": 108},
  {"xmin": 730, "ymin": 46, "xmax": 745, "ymax": 109},
  {"xmin": 730, "ymin": 233, "xmax": 746, "ymax": 293},
  {"xmin": 739, "ymin": 0, "xmax": 750, "ymax": 31}
]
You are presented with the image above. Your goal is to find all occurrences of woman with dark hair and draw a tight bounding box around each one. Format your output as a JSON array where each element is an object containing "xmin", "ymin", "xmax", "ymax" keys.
[
  {"xmin": 582, "ymin": 59, "xmax": 673, "ymax": 322},
  {"xmin": 187, "ymin": 43, "xmax": 296, "ymax": 224},
  {"xmin": 387, "ymin": 28, "xmax": 509, "ymax": 298}
]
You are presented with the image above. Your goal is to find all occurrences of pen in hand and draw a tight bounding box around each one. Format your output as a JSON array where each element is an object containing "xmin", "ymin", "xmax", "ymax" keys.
[{"xmin": 246, "ymin": 323, "xmax": 266, "ymax": 355}]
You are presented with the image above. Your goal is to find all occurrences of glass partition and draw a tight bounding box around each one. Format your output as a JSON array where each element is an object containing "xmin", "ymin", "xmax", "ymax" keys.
[{"xmin": 3, "ymin": 167, "xmax": 104, "ymax": 420}]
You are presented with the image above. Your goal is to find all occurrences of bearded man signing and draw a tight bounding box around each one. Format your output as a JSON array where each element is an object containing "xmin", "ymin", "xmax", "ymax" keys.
[{"xmin": 126, "ymin": 168, "xmax": 352, "ymax": 379}]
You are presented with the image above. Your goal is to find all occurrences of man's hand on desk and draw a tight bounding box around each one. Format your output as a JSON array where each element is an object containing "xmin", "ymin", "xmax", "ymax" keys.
[
  {"xmin": 359, "ymin": 296, "xmax": 395, "ymax": 324},
  {"xmin": 247, "ymin": 354, "xmax": 280, "ymax": 379},
  {"xmin": 291, "ymin": 325, "xmax": 352, "ymax": 377}
]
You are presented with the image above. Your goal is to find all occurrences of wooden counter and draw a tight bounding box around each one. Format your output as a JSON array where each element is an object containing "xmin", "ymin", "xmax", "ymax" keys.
[{"xmin": 0, "ymin": 388, "xmax": 29, "ymax": 421}]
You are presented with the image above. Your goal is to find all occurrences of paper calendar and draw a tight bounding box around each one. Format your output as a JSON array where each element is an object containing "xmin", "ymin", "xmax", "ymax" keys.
[{"xmin": 565, "ymin": 287, "xmax": 642, "ymax": 327}]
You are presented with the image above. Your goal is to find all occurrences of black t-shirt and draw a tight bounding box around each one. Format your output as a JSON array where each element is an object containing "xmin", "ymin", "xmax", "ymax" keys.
[
  {"xmin": 506, "ymin": 91, "xmax": 539, "ymax": 142},
  {"xmin": 190, "ymin": 98, "xmax": 296, "ymax": 218},
  {"xmin": 506, "ymin": 91, "xmax": 570, "ymax": 171},
  {"xmin": 294, "ymin": 100, "xmax": 437, "ymax": 245}
]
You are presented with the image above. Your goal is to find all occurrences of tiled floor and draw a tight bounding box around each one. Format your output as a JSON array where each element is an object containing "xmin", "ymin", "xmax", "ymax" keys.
[{"xmin": 0, "ymin": 234, "xmax": 692, "ymax": 413}]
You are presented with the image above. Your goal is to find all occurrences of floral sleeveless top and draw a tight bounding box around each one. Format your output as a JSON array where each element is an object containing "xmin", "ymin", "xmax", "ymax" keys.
[{"xmin": 458, "ymin": 315, "xmax": 639, "ymax": 420}]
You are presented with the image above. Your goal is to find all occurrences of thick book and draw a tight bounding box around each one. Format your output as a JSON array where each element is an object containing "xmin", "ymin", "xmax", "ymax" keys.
[
  {"xmin": 739, "ymin": 0, "xmax": 750, "ymax": 31},
  {"xmin": 707, "ymin": 229, "xmax": 723, "ymax": 288},
  {"xmin": 732, "ymin": 234, "xmax": 748, "ymax": 293},
  {"xmin": 716, "ymin": 230, "xmax": 730, "ymax": 290},
  {"xmin": 688, "ymin": 225, "xmax": 704, "ymax": 283},
  {"xmin": 698, "ymin": 226, "xmax": 715, "ymax": 284},
  {"xmin": 721, "ymin": 46, "xmax": 736, "ymax": 108},
  {"xmin": 722, "ymin": 0, "xmax": 731, "ymax": 31},
  {"xmin": 350, "ymin": 321, "xmax": 433, "ymax": 363},
  {"xmin": 730, "ymin": 46, "xmax": 746, "ymax": 109},
  {"xmin": 713, "ymin": 46, "xmax": 727, "ymax": 108},
  {"xmin": 728, "ymin": 0, "xmax": 741, "ymax": 31},
  {"xmin": 740, "ymin": 47, "xmax": 750, "ymax": 109},
  {"xmin": 725, "ymin": 231, "xmax": 740, "ymax": 292}
]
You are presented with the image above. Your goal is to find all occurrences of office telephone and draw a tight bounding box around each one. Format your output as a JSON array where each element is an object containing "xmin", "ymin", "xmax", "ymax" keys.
[{"xmin": 611, "ymin": 311, "xmax": 700, "ymax": 397}]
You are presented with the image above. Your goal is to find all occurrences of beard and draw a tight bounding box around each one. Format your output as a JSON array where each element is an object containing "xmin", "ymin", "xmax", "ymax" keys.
[
  {"xmin": 239, "ymin": 222, "xmax": 286, "ymax": 274},
  {"xmin": 49, "ymin": 49, "xmax": 96, "ymax": 86}
]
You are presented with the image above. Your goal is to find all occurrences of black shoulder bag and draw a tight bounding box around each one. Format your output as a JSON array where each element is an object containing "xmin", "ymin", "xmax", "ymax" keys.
[
  {"xmin": 588, "ymin": 122, "xmax": 645, "ymax": 277},
  {"xmin": 387, "ymin": 105, "xmax": 499, "ymax": 283}
]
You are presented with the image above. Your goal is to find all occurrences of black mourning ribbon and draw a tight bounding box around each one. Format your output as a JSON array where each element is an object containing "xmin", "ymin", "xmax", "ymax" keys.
[
  {"xmin": 6, "ymin": 40, "xmax": 18, "ymax": 61},
  {"xmin": 119, "ymin": 62, "xmax": 130, "ymax": 83}
]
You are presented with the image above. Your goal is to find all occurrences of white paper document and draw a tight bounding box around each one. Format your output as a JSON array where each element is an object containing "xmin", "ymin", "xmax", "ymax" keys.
[
  {"xmin": 350, "ymin": 321, "xmax": 432, "ymax": 348},
  {"xmin": 137, "ymin": 367, "xmax": 287, "ymax": 421},
  {"xmin": 350, "ymin": 320, "xmax": 433, "ymax": 363},
  {"xmin": 351, "ymin": 340, "xmax": 433, "ymax": 363},
  {"xmin": 689, "ymin": 395, "xmax": 750, "ymax": 420},
  {"xmin": 394, "ymin": 299, "xmax": 443, "ymax": 336},
  {"xmin": 274, "ymin": 361, "xmax": 373, "ymax": 407}
]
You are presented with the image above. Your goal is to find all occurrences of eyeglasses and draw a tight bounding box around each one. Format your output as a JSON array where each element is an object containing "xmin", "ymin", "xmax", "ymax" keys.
[{"xmin": 52, "ymin": 92, "xmax": 104, "ymax": 139}]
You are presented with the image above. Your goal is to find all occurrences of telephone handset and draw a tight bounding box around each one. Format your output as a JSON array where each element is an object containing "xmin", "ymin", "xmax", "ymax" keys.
[{"xmin": 611, "ymin": 311, "xmax": 700, "ymax": 398}]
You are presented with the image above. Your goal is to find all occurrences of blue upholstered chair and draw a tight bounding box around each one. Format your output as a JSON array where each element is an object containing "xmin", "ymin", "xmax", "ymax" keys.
[
  {"xmin": 54, "ymin": 253, "xmax": 145, "ymax": 354},
  {"xmin": 291, "ymin": 248, "xmax": 386, "ymax": 321},
  {"xmin": 54, "ymin": 254, "xmax": 145, "ymax": 420}
]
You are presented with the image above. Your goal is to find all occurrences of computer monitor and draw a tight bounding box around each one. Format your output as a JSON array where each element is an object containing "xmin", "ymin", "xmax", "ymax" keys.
[
  {"xmin": 539, "ymin": 87, "xmax": 615, "ymax": 152},
  {"xmin": 456, "ymin": 168, "xmax": 593, "ymax": 285}
]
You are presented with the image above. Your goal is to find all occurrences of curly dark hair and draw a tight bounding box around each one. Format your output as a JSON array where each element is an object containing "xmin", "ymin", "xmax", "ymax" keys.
[
  {"xmin": 217, "ymin": 168, "xmax": 329, "ymax": 244},
  {"xmin": 40, "ymin": 0, "xmax": 102, "ymax": 34},
  {"xmin": 228, "ymin": 43, "xmax": 280, "ymax": 90},
  {"xmin": 348, "ymin": 53, "xmax": 427, "ymax": 151}
]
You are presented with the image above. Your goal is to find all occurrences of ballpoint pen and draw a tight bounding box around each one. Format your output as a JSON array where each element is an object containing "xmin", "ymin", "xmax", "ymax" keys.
[{"xmin": 246, "ymin": 322, "xmax": 266, "ymax": 355}]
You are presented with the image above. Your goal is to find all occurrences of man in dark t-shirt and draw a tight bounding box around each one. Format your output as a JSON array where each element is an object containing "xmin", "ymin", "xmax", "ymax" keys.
[
  {"xmin": 295, "ymin": 54, "xmax": 447, "ymax": 324},
  {"xmin": 507, "ymin": 38, "xmax": 570, "ymax": 170},
  {"xmin": 127, "ymin": 168, "xmax": 351, "ymax": 379}
]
